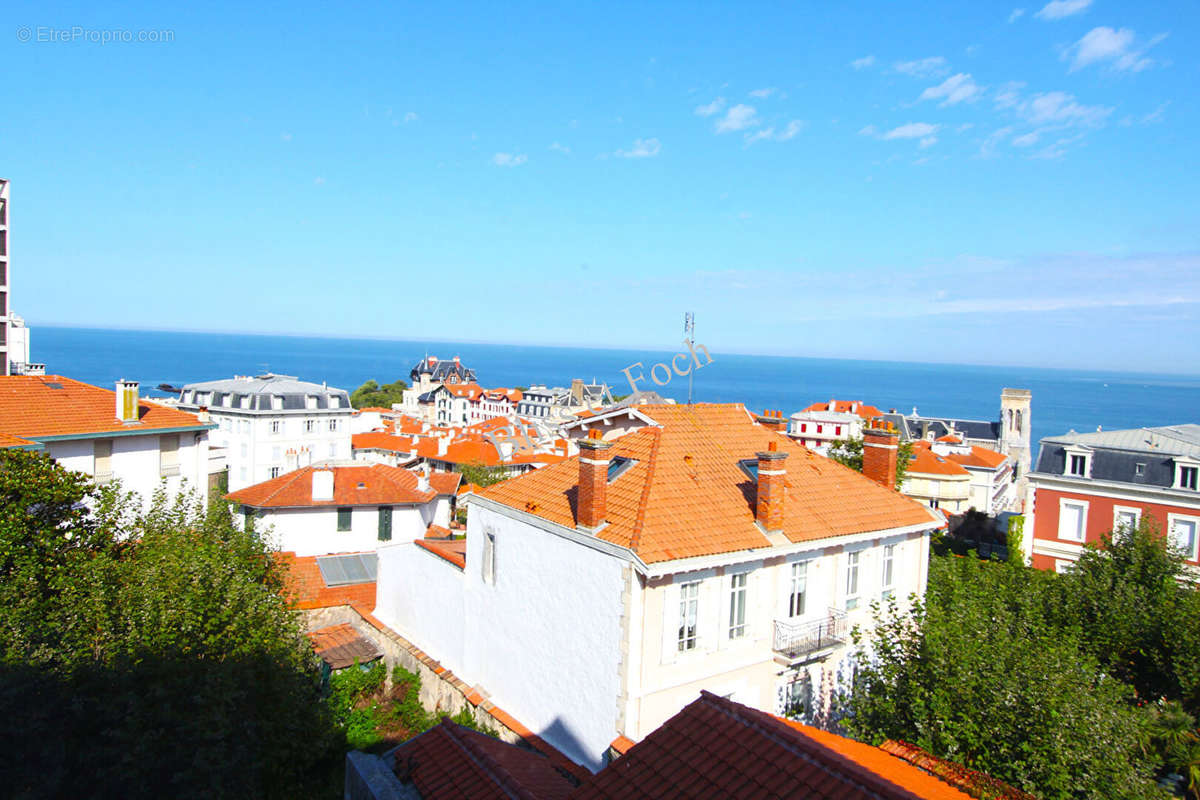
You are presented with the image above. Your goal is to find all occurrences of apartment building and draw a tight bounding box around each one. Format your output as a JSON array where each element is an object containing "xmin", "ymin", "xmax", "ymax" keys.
[
  {"xmin": 1024, "ymin": 424, "xmax": 1200, "ymax": 573},
  {"xmin": 177, "ymin": 374, "xmax": 352, "ymax": 491},
  {"xmin": 788, "ymin": 399, "xmax": 884, "ymax": 453},
  {"xmin": 372, "ymin": 403, "xmax": 939, "ymax": 769}
]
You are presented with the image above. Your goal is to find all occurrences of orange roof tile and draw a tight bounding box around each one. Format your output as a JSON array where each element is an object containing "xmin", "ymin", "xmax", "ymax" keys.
[
  {"xmin": 479, "ymin": 404, "xmax": 939, "ymax": 564},
  {"xmin": 227, "ymin": 463, "xmax": 457, "ymax": 508},
  {"xmin": 945, "ymin": 446, "xmax": 1008, "ymax": 470},
  {"xmin": 277, "ymin": 551, "xmax": 376, "ymax": 610},
  {"xmin": 0, "ymin": 375, "xmax": 210, "ymax": 440},
  {"xmin": 801, "ymin": 399, "xmax": 885, "ymax": 419},
  {"xmin": 415, "ymin": 538, "xmax": 467, "ymax": 569},
  {"xmin": 0, "ymin": 430, "xmax": 38, "ymax": 448},
  {"xmin": 352, "ymin": 431, "xmax": 417, "ymax": 453},
  {"xmin": 354, "ymin": 406, "xmax": 394, "ymax": 414},
  {"xmin": 907, "ymin": 443, "xmax": 971, "ymax": 477},
  {"xmin": 306, "ymin": 623, "xmax": 383, "ymax": 670}
]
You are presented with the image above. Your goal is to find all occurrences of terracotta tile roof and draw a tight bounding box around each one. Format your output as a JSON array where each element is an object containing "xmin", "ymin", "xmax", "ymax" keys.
[
  {"xmin": 228, "ymin": 464, "xmax": 455, "ymax": 508},
  {"xmin": 415, "ymin": 538, "xmax": 467, "ymax": 569},
  {"xmin": 0, "ymin": 375, "xmax": 209, "ymax": 440},
  {"xmin": 442, "ymin": 382, "xmax": 485, "ymax": 400},
  {"xmin": 417, "ymin": 436, "xmax": 503, "ymax": 467},
  {"xmin": 479, "ymin": 404, "xmax": 939, "ymax": 564},
  {"xmin": 878, "ymin": 740, "xmax": 1038, "ymax": 800},
  {"xmin": 354, "ymin": 406, "xmax": 394, "ymax": 414},
  {"xmin": 424, "ymin": 524, "xmax": 455, "ymax": 539},
  {"xmin": 277, "ymin": 551, "xmax": 376, "ymax": 610},
  {"xmin": 0, "ymin": 431, "xmax": 37, "ymax": 448},
  {"xmin": 573, "ymin": 692, "xmax": 975, "ymax": 799},
  {"xmin": 392, "ymin": 719, "xmax": 576, "ymax": 800},
  {"xmin": 352, "ymin": 431, "xmax": 416, "ymax": 454},
  {"xmin": 458, "ymin": 482, "xmax": 484, "ymax": 496},
  {"xmin": 306, "ymin": 623, "xmax": 383, "ymax": 670},
  {"xmin": 945, "ymin": 446, "xmax": 1008, "ymax": 470},
  {"xmin": 908, "ymin": 442, "xmax": 971, "ymax": 477},
  {"xmin": 935, "ymin": 434, "xmax": 962, "ymax": 443},
  {"xmin": 801, "ymin": 399, "xmax": 885, "ymax": 420}
]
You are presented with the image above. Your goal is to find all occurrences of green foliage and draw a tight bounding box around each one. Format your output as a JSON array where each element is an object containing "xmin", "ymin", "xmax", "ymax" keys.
[
  {"xmin": 827, "ymin": 436, "xmax": 913, "ymax": 489},
  {"xmin": 844, "ymin": 553, "xmax": 1167, "ymax": 799},
  {"xmin": 1005, "ymin": 514, "xmax": 1025, "ymax": 566},
  {"xmin": 0, "ymin": 450, "xmax": 338, "ymax": 799},
  {"xmin": 350, "ymin": 378, "xmax": 408, "ymax": 410},
  {"xmin": 457, "ymin": 460, "xmax": 506, "ymax": 488}
]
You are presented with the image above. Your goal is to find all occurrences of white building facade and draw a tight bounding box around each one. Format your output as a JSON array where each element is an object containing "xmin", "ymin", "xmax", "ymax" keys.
[{"xmin": 177, "ymin": 374, "xmax": 353, "ymax": 491}]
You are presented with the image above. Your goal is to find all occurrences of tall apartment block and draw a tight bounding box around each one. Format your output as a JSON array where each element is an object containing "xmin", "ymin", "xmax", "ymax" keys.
[{"xmin": 0, "ymin": 178, "xmax": 10, "ymax": 375}]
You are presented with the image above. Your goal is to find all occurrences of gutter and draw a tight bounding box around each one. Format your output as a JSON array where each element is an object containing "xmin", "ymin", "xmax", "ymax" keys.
[{"xmin": 30, "ymin": 423, "xmax": 218, "ymax": 443}]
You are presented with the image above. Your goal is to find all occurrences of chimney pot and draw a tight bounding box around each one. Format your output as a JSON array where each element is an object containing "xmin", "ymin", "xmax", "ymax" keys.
[
  {"xmin": 577, "ymin": 436, "xmax": 613, "ymax": 529},
  {"xmin": 755, "ymin": 445, "xmax": 789, "ymax": 531},
  {"xmin": 115, "ymin": 380, "xmax": 140, "ymax": 423}
]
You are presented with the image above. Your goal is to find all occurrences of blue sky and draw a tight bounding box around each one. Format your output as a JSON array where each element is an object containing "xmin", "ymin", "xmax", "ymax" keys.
[{"xmin": 3, "ymin": 0, "xmax": 1197, "ymax": 372}]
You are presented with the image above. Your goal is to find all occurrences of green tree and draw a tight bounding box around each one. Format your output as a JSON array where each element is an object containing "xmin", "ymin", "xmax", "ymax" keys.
[
  {"xmin": 0, "ymin": 450, "xmax": 338, "ymax": 799},
  {"xmin": 457, "ymin": 460, "xmax": 506, "ymax": 488},
  {"xmin": 827, "ymin": 436, "xmax": 913, "ymax": 488},
  {"xmin": 350, "ymin": 378, "xmax": 409, "ymax": 409},
  {"xmin": 843, "ymin": 554, "xmax": 1166, "ymax": 799}
]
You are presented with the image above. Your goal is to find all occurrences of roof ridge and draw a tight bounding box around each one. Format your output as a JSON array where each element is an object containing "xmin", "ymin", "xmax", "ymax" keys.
[
  {"xmin": 262, "ymin": 466, "xmax": 313, "ymax": 505},
  {"xmin": 440, "ymin": 720, "xmax": 543, "ymax": 800},
  {"xmin": 699, "ymin": 693, "xmax": 928, "ymax": 800},
  {"xmin": 628, "ymin": 427, "xmax": 662, "ymax": 552}
]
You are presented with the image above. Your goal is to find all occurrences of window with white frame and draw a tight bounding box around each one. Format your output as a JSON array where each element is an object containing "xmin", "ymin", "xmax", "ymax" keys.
[
  {"xmin": 788, "ymin": 561, "xmax": 808, "ymax": 618},
  {"xmin": 1113, "ymin": 506, "xmax": 1141, "ymax": 538},
  {"xmin": 271, "ymin": 420, "xmax": 281, "ymax": 435},
  {"xmin": 1058, "ymin": 499, "xmax": 1088, "ymax": 542},
  {"xmin": 481, "ymin": 530, "xmax": 497, "ymax": 584},
  {"xmin": 845, "ymin": 552, "xmax": 861, "ymax": 610},
  {"xmin": 1064, "ymin": 447, "xmax": 1090, "ymax": 478},
  {"xmin": 328, "ymin": 419, "xmax": 339, "ymax": 432},
  {"xmin": 1177, "ymin": 462, "xmax": 1199, "ymax": 491},
  {"xmin": 1169, "ymin": 516, "xmax": 1199, "ymax": 561},
  {"xmin": 304, "ymin": 419, "xmax": 316, "ymax": 434},
  {"xmin": 728, "ymin": 573, "xmax": 748, "ymax": 639},
  {"xmin": 881, "ymin": 544, "xmax": 895, "ymax": 599},
  {"xmin": 1069, "ymin": 454, "xmax": 1087, "ymax": 477},
  {"xmin": 269, "ymin": 466, "xmax": 280, "ymax": 479},
  {"xmin": 678, "ymin": 581, "xmax": 699, "ymax": 651}
]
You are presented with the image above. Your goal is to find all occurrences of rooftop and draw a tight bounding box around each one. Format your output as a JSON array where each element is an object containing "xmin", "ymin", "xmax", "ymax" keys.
[
  {"xmin": 0, "ymin": 375, "xmax": 210, "ymax": 442},
  {"xmin": 1040, "ymin": 424, "xmax": 1200, "ymax": 457},
  {"xmin": 226, "ymin": 463, "xmax": 460, "ymax": 508},
  {"xmin": 479, "ymin": 403, "xmax": 939, "ymax": 565}
]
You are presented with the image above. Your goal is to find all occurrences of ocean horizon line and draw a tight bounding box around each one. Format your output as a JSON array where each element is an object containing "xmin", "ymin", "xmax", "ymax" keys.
[{"xmin": 32, "ymin": 322, "xmax": 1200, "ymax": 381}]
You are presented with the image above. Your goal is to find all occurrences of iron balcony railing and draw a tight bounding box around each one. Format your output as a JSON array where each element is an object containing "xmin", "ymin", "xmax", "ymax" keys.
[{"xmin": 773, "ymin": 609, "xmax": 848, "ymax": 660}]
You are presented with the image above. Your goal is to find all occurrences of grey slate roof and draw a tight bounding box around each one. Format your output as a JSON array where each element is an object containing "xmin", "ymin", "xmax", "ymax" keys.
[
  {"xmin": 410, "ymin": 357, "xmax": 476, "ymax": 385},
  {"xmin": 178, "ymin": 374, "xmax": 351, "ymax": 413},
  {"xmin": 1033, "ymin": 424, "xmax": 1200, "ymax": 490},
  {"xmin": 879, "ymin": 412, "xmax": 1002, "ymax": 445}
]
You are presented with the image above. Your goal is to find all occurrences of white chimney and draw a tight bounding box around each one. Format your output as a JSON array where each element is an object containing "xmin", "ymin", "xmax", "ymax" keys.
[
  {"xmin": 116, "ymin": 380, "xmax": 140, "ymax": 422},
  {"xmin": 416, "ymin": 470, "xmax": 430, "ymax": 492},
  {"xmin": 312, "ymin": 468, "xmax": 334, "ymax": 501},
  {"xmin": 438, "ymin": 437, "xmax": 449, "ymax": 456},
  {"xmin": 850, "ymin": 402, "xmax": 858, "ymax": 414},
  {"xmin": 499, "ymin": 441, "xmax": 514, "ymax": 460},
  {"xmin": 828, "ymin": 399, "xmax": 836, "ymax": 412},
  {"xmin": 285, "ymin": 449, "xmax": 299, "ymax": 472}
]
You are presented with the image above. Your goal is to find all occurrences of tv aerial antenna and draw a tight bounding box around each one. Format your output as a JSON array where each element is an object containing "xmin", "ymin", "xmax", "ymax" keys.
[{"xmin": 684, "ymin": 312, "xmax": 695, "ymax": 405}]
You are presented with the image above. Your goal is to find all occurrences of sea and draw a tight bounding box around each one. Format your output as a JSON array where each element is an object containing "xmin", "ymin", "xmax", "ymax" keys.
[{"xmin": 33, "ymin": 326, "xmax": 1200, "ymax": 450}]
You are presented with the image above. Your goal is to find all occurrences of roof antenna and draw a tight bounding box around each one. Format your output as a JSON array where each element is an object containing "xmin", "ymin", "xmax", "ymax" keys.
[{"xmin": 684, "ymin": 312, "xmax": 695, "ymax": 405}]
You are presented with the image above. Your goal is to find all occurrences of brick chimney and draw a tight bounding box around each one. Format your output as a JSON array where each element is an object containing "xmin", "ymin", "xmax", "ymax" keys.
[
  {"xmin": 755, "ymin": 440, "xmax": 789, "ymax": 532},
  {"xmin": 115, "ymin": 379, "xmax": 139, "ymax": 423},
  {"xmin": 863, "ymin": 420, "xmax": 900, "ymax": 488},
  {"xmin": 755, "ymin": 409, "xmax": 788, "ymax": 433},
  {"xmin": 577, "ymin": 430, "xmax": 613, "ymax": 530}
]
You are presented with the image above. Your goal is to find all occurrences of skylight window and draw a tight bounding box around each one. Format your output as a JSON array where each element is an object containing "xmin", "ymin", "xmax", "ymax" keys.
[
  {"xmin": 608, "ymin": 456, "xmax": 636, "ymax": 482},
  {"xmin": 317, "ymin": 553, "xmax": 377, "ymax": 586},
  {"xmin": 738, "ymin": 459, "xmax": 759, "ymax": 481}
]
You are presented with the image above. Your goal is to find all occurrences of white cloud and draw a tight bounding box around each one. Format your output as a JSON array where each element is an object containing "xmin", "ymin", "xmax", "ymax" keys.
[
  {"xmin": 1008, "ymin": 8, "xmax": 1026, "ymax": 22},
  {"xmin": 615, "ymin": 138, "xmax": 661, "ymax": 158},
  {"xmin": 1021, "ymin": 91, "xmax": 1111, "ymax": 126},
  {"xmin": 993, "ymin": 81, "xmax": 1025, "ymax": 110},
  {"xmin": 1035, "ymin": 0, "xmax": 1091, "ymax": 20},
  {"xmin": 695, "ymin": 97, "xmax": 726, "ymax": 117},
  {"xmin": 314, "ymin": 177, "xmax": 325, "ymax": 185},
  {"xmin": 882, "ymin": 122, "xmax": 940, "ymax": 140},
  {"xmin": 749, "ymin": 87, "xmax": 777, "ymax": 99},
  {"xmin": 851, "ymin": 55, "xmax": 876, "ymax": 69},
  {"xmin": 858, "ymin": 125, "xmax": 878, "ymax": 137},
  {"xmin": 549, "ymin": 141, "xmax": 571, "ymax": 154},
  {"xmin": 980, "ymin": 126, "xmax": 1015, "ymax": 157},
  {"xmin": 745, "ymin": 120, "xmax": 805, "ymax": 144},
  {"xmin": 1012, "ymin": 131, "xmax": 1040, "ymax": 147},
  {"xmin": 715, "ymin": 104, "xmax": 759, "ymax": 133},
  {"xmin": 894, "ymin": 57, "xmax": 949, "ymax": 78},
  {"xmin": 956, "ymin": 123, "xmax": 975, "ymax": 133},
  {"xmin": 1141, "ymin": 102, "xmax": 1170, "ymax": 124},
  {"xmin": 403, "ymin": 111, "xmax": 418, "ymax": 123},
  {"xmin": 492, "ymin": 152, "xmax": 528, "ymax": 167},
  {"xmin": 919, "ymin": 73, "xmax": 983, "ymax": 106},
  {"xmin": 919, "ymin": 136, "xmax": 938, "ymax": 148},
  {"xmin": 1066, "ymin": 27, "xmax": 1167, "ymax": 72}
]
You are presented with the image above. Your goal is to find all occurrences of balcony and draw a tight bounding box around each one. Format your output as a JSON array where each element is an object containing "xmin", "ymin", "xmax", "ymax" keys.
[{"xmin": 772, "ymin": 609, "xmax": 848, "ymax": 663}]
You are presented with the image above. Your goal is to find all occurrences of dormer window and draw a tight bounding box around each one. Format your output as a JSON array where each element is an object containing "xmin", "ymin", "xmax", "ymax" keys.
[
  {"xmin": 738, "ymin": 458, "xmax": 759, "ymax": 481},
  {"xmin": 1176, "ymin": 459, "xmax": 1200, "ymax": 491},
  {"xmin": 1063, "ymin": 445, "xmax": 1091, "ymax": 479}
]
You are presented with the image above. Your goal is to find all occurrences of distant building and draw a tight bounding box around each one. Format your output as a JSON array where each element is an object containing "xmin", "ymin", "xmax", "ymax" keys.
[
  {"xmin": 402, "ymin": 356, "xmax": 477, "ymax": 421},
  {"xmin": 177, "ymin": 374, "xmax": 352, "ymax": 491},
  {"xmin": 901, "ymin": 437, "xmax": 1012, "ymax": 514},
  {"xmin": 880, "ymin": 387, "xmax": 1031, "ymax": 507},
  {"xmin": 1024, "ymin": 424, "xmax": 1200, "ymax": 573},
  {"xmin": 788, "ymin": 399, "xmax": 883, "ymax": 453},
  {"xmin": 226, "ymin": 463, "xmax": 459, "ymax": 556},
  {"xmin": 0, "ymin": 376, "xmax": 213, "ymax": 506}
]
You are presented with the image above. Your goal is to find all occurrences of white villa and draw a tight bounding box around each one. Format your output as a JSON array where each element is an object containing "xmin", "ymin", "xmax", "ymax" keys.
[{"xmin": 372, "ymin": 403, "xmax": 940, "ymax": 769}]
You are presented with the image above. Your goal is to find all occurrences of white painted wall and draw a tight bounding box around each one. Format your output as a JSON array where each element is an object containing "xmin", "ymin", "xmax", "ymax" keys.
[
  {"xmin": 375, "ymin": 539, "xmax": 467, "ymax": 670},
  {"xmin": 250, "ymin": 503, "xmax": 432, "ymax": 556},
  {"xmin": 48, "ymin": 430, "xmax": 209, "ymax": 511},
  {"xmin": 209, "ymin": 410, "xmax": 352, "ymax": 491}
]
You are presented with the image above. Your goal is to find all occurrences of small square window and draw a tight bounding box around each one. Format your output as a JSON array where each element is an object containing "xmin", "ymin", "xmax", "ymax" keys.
[{"xmin": 1135, "ymin": 463, "xmax": 1145, "ymax": 477}]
